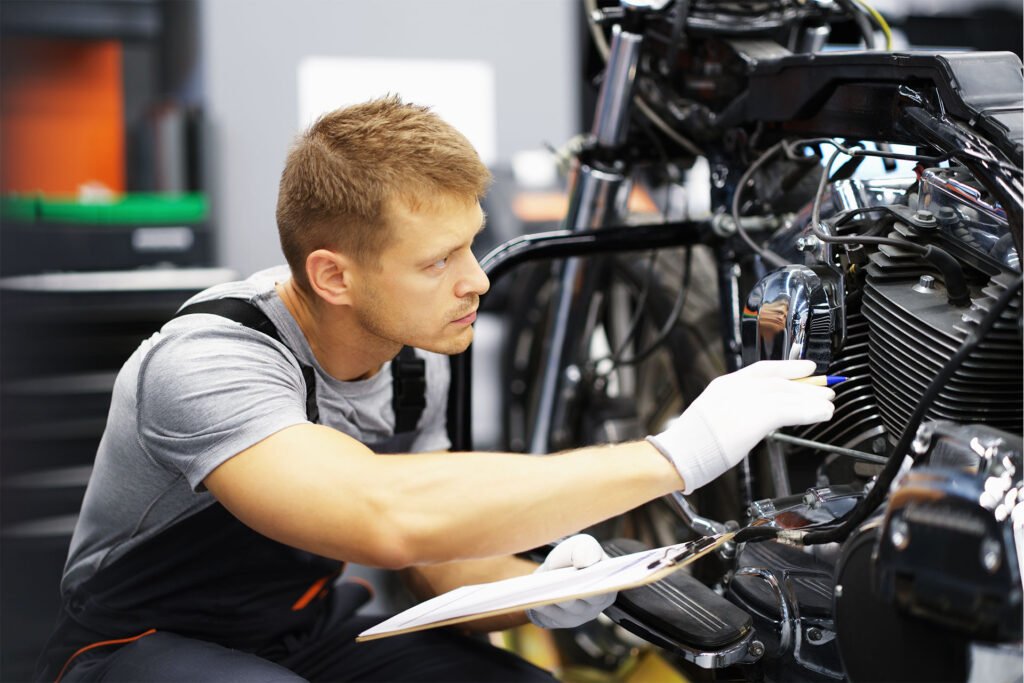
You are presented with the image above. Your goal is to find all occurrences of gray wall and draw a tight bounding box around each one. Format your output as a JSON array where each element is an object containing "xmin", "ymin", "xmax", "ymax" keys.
[{"xmin": 200, "ymin": 0, "xmax": 580, "ymax": 276}]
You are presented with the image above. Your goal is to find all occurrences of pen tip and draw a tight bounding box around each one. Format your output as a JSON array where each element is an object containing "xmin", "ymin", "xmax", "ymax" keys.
[{"xmin": 826, "ymin": 376, "xmax": 849, "ymax": 387}]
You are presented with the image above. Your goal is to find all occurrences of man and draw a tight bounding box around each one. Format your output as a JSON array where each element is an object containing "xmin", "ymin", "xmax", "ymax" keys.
[{"xmin": 37, "ymin": 96, "xmax": 835, "ymax": 682}]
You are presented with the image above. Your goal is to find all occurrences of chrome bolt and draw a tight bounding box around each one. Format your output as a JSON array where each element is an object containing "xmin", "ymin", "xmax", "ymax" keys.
[
  {"xmin": 834, "ymin": 584, "xmax": 844, "ymax": 598},
  {"xmin": 911, "ymin": 425, "xmax": 934, "ymax": 456},
  {"xmin": 748, "ymin": 640, "xmax": 765, "ymax": 659},
  {"xmin": 914, "ymin": 209, "xmax": 936, "ymax": 223},
  {"xmin": 796, "ymin": 235, "xmax": 820, "ymax": 252},
  {"xmin": 807, "ymin": 628, "xmax": 823, "ymax": 643},
  {"xmin": 981, "ymin": 537, "xmax": 1002, "ymax": 573},
  {"xmin": 913, "ymin": 274, "xmax": 940, "ymax": 295},
  {"xmin": 564, "ymin": 364, "xmax": 581, "ymax": 384},
  {"xmin": 890, "ymin": 516, "xmax": 910, "ymax": 550}
]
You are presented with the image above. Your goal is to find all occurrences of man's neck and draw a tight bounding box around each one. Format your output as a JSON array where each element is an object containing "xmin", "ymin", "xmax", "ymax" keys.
[{"xmin": 275, "ymin": 278, "xmax": 399, "ymax": 381}]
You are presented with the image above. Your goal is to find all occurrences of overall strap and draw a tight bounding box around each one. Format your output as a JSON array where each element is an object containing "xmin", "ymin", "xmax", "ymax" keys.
[
  {"xmin": 173, "ymin": 299, "xmax": 320, "ymax": 424},
  {"xmin": 391, "ymin": 346, "xmax": 426, "ymax": 434}
]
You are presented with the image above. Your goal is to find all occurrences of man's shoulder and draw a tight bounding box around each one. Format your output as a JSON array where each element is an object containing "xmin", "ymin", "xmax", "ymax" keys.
[{"xmin": 179, "ymin": 265, "xmax": 290, "ymax": 309}]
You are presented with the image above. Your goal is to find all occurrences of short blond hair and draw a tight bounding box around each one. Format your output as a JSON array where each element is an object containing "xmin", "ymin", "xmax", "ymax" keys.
[{"xmin": 276, "ymin": 95, "xmax": 491, "ymax": 289}]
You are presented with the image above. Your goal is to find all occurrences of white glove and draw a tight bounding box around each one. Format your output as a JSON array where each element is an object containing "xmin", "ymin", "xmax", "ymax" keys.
[
  {"xmin": 647, "ymin": 360, "xmax": 835, "ymax": 494},
  {"xmin": 526, "ymin": 534, "xmax": 617, "ymax": 629}
]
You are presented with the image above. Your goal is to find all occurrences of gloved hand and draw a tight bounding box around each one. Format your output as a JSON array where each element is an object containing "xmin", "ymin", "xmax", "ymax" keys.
[
  {"xmin": 526, "ymin": 534, "xmax": 617, "ymax": 629},
  {"xmin": 648, "ymin": 360, "xmax": 835, "ymax": 494}
]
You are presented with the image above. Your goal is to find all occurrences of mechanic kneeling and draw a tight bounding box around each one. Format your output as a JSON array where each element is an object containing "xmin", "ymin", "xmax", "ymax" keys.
[{"xmin": 36, "ymin": 97, "xmax": 835, "ymax": 683}]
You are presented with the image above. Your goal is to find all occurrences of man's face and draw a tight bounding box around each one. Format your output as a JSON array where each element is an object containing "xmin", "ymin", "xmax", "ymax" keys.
[{"xmin": 350, "ymin": 196, "xmax": 490, "ymax": 355}]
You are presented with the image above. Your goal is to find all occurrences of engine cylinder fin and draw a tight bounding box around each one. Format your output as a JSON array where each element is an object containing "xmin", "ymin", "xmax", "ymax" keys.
[
  {"xmin": 796, "ymin": 304, "xmax": 882, "ymax": 451},
  {"xmin": 862, "ymin": 258, "xmax": 1023, "ymax": 440},
  {"xmin": 868, "ymin": 341, "xmax": 1021, "ymax": 399}
]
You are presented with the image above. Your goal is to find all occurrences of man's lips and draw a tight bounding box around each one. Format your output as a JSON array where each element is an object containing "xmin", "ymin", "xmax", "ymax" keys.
[{"xmin": 452, "ymin": 310, "xmax": 478, "ymax": 325}]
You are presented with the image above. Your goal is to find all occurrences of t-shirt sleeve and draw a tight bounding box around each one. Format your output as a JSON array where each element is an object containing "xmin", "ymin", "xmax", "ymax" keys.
[
  {"xmin": 137, "ymin": 322, "xmax": 310, "ymax": 491},
  {"xmin": 412, "ymin": 352, "xmax": 452, "ymax": 452}
]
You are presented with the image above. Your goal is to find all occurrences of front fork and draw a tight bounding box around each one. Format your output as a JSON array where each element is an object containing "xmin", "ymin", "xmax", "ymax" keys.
[
  {"xmin": 528, "ymin": 11, "xmax": 759, "ymax": 518},
  {"xmin": 528, "ymin": 23, "xmax": 644, "ymax": 453}
]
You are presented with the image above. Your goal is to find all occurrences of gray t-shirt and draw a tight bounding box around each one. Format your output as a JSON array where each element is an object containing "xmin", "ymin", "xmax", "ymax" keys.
[{"xmin": 61, "ymin": 265, "xmax": 451, "ymax": 595}]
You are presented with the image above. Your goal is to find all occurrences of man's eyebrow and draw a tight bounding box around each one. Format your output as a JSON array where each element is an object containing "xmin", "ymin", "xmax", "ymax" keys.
[{"xmin": 421, "ymin": 212, "xmax": 488, "ymax": 264}]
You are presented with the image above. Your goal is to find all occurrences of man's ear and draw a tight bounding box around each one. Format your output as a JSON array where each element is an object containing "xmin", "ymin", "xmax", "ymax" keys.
[{"xmin": 306, "ymin": 249, "xmax": 356, "ymax": 306}]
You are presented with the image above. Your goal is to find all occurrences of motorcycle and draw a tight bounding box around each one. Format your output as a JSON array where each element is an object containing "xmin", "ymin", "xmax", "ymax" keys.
[{"xmin": 451, "ymin": 1, "xmax": 1023, "ymax": 680}]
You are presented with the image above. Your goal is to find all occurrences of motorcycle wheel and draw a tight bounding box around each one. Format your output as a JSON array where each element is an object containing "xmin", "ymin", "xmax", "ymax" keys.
[{"xmin": 500, "ymin": 245, "xmax": 738, "ymax": 544}]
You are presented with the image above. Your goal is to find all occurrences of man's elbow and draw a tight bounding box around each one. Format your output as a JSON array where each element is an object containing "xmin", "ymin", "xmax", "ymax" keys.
[
  {"xmin": 362, "ymin": 534, "xmax": 418, "ymax": 570},
  {"xmin": 355, "ymin": 507, "xmax": 450, "ymax": 570},
  {"xmin": 353, "ymin": 509, "xmax": 429, "ymax": 570},
  {"xmin": 350, "ymin": 474, "xmax": 473, "ymax": 568}
]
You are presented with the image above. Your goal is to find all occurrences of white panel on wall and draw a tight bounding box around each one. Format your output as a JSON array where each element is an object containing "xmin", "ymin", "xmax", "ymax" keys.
[
  {"xmin": 298, "ymin": 57, "xmax": 497, "ymax": 166},
  {"xmin": 201, "ymin": 0, "xmax": 578, "ymax": 277}
]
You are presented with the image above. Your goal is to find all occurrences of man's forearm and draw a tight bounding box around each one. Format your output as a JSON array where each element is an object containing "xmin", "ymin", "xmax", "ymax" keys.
[{"xmin": 375, "ymin": 440, "xmax": 681, "ymax": 565}]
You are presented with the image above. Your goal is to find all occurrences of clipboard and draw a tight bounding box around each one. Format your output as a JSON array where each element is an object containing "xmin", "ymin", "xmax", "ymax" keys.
[{"xmin": 356, "ymin": 531, "xmax": 735, "ymax": 641}]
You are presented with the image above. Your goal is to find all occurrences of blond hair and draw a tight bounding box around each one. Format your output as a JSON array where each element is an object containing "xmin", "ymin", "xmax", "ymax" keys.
[{"xmin": 276, "ymin": 95, "xmax": 491, "ymax": 289}]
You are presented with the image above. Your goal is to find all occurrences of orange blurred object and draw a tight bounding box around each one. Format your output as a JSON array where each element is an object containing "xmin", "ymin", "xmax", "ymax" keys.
[
  {"xmin": 512, "ymin": 186, "xmax": 659, "ymax": 224},
  {"xmin": 1, "ymin": 38, "xmax": 125, "ymax": 195}
]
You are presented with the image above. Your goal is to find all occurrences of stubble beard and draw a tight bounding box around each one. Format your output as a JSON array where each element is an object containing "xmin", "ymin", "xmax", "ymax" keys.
[{"xmin": 356, "ymin": 291, "xmax": 476, "ymax": 356}]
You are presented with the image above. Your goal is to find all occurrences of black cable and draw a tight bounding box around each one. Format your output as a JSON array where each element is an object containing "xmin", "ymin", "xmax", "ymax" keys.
[
  {"xmin": 609, "ymin": 245, "xmax": 693, "ymax": 368},
  {"xmin": 733, "ymin": 516, "xmax": 850, "ymax": 545},
  {"xmin": 590, "ymin": 247, "xmax": 689, "ymax": 377},
  {"xmin": 733, "ymin": 526, "xmax": 780, "ymax": 544},
  {"xmin": 731, "ymin": 140, "xmax": 791, "ymax": 268},
  {"xmin": 808, "ymin": 145, "xmax": 972, "ymax": 304},
  {"xmin": 730, "ymin": 137, "xmax": 945, "ymax": 267},
  {"xmin": 634, "ymin": 101, "xmax": 678, "ymax": 220},
  {"xmin": 834, "ymin": 0, "xmax": 876, "ymax": 49},
  {"xmin": 808, "ymin": 147, "xmax": 930, "ymax": 253},
  {"xmin": 805, "ymin": 143, "xmax": 955, "ymax": 255},
  {"xmin": 801, "ymin": 273, "xmax": 1023, "ymax": 546},
  {"xmin": 603, "ymin": 250, "xmax": 660, "ymax": 369},
  {"xmin": 832, "ymin": 206, "xmax": 892, "ymax": 227},
  {"xmin": 781, "ymin": 137, "xmax": 946, "ymax": 164}
]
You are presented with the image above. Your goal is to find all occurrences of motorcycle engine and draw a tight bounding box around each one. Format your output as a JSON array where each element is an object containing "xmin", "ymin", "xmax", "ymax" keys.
[
  {"xmin": 746, "ymin": 166, "xmax": 1022, "ymax": 460},
  {"xmin": 736, "ymin": 166, "xmax": 1024, "ymax": 681}
]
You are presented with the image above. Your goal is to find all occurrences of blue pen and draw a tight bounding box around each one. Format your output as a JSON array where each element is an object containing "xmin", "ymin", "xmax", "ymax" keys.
[{"xmin": 793, "ymin": 375, "xmax": 848, "ymax": 387}]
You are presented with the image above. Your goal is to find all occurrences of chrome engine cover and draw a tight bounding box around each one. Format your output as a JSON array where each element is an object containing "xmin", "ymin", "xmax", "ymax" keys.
[{"xmin": 741, "ymin": 265, "xmax": 845, "ymax": 373}]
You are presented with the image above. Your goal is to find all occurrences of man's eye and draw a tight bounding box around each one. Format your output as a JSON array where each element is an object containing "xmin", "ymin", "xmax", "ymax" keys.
[{"xmin": 432, "ymin": 256, "xmax": 449, "ymax": 270}]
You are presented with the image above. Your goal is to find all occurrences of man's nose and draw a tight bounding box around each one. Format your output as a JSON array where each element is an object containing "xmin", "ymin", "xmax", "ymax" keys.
[{"xmin": 455, "ymin": 257, "xmax": 490, "ymax": 298}]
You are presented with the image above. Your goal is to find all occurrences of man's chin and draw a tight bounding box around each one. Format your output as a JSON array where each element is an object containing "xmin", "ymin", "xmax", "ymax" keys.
[{"xmin": 419, "ymin": 329, "xmax": 474, "ymax": 356}]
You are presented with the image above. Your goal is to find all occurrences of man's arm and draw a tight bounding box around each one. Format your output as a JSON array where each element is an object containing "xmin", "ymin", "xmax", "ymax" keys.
[
  {"xmin": 205, "ymin": 359, "xmax": 835, "ymax": 571},
  {"xmin": 204, "ymin": 423, "xmax": 677, "ymax": 569}
]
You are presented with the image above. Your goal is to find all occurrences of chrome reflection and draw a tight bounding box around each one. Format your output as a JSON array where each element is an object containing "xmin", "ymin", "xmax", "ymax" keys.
[{"xmin": 742, "ymin": 265, "xmax": 844, "ymax": 373}]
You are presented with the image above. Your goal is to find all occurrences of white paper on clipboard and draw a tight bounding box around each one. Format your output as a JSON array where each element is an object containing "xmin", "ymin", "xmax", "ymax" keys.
[{"xmin": 356, "ymin": 532, "xmax": 734, "ymax": 641}]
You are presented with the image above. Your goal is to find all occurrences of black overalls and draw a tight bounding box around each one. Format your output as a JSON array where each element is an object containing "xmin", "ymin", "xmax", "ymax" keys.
[{"xmin": 32, "ymin": 301, "xmax": 557, "ymax": 683}]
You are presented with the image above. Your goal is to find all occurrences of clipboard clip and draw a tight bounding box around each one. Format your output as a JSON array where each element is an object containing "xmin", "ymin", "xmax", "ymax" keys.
[{"xmin": 644, "ymin": 533, "xmax": 728, "ymax": 570}]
